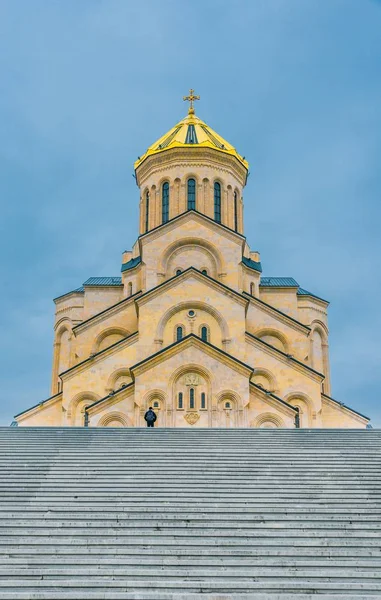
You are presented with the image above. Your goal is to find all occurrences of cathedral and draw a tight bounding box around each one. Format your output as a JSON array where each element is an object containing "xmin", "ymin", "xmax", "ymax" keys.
[{"xmin": 15, "ymin": 92, "xmax": 368, "ymax": 429}]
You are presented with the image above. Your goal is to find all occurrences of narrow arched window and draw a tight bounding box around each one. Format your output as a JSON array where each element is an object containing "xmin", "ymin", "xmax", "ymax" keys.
[
  {"xmin": 176, "ymin": 269, "xmax": 182, "ymax": 276},
  {"xmin": 153, "ymin": 400, "xmax": 160, "ymax": 409},
  {"xmin": 176, "ymin": 326, "xmax": 184, "ymax": 341},
  {"xmin": 214, "ymin": 182, "xmax": 221, "ymax": 223},
  {"xmin": 201, "ymin": 393, "xmax": 206, "ymax": 409},
  {"xmin": 162, "ymin": 182, "xmax": 169, "ymax": 223},
  {"xmin": 201, "ymin": 269, "xmax": 208, "ymax": 276},
  {"xmin": 187, "ymin": 178, "xmax": 196, "ymax": 210},
  {"xmin": 145, "ymin": 191, "xmax": 150, "ymax": 232},
  {"xmin": 234, "ymin": 191, "xmax": 238, "ymax": 232},
  {"xmin": 178, "ymin": 392, "xmax": 183, "ymax": 409},
  {"xmin": 201, "ymin": 326, "xmax": 208, "ymax": 342},
  {"xmin": 189, "ymin": 388, "xmax": 195, "ymax": 409},
  {"xmin": 128, "ymin": 282, "xmax": 133, "ymax": 297},
  {"xmin": 225, "ymin": 401, "xmax": 231, "ymax": 409},
  {"xmin": 250, "ymin": 282, "xmax": 254, "ymax": 296}
]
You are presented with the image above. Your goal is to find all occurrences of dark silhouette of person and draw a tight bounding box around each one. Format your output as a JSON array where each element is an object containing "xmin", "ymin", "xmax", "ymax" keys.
[{"xmin": 144, "ymin": 407, "xmax": 157, "ymax": 428}]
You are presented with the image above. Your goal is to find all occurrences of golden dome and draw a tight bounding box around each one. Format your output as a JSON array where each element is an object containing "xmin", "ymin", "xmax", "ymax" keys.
[{"xmin": 134, "ymin": 112, "xmax": 249, "ymax": 171}]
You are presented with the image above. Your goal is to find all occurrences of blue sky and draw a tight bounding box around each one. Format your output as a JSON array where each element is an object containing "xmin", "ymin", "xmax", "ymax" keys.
[{"xmin": 0, "ymin": 0, "xmax": 380, "ymax": 426}]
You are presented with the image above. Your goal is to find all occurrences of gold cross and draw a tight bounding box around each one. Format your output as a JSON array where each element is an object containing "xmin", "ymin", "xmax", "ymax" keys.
[{"xmin": 183, "ymin": 89, "xmax": 200, "ymax": 115}]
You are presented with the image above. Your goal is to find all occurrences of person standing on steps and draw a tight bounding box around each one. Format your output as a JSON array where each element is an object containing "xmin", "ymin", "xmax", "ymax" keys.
[{"xmin": 144, "ymin": 407, "xmax": 157, "ymax": 428}]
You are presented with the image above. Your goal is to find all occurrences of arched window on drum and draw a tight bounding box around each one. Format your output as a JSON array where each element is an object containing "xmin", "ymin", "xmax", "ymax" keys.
[
  {"xmin": 187, "ymin": 178, "xmax": 196, "ymax": 210},
  {"xmin": 214, "ymin": 182, "xmax": 221, "ymax": 223},
  {"xmin": 162, "ymin": 182, "xmax": 169, "ymax": 224}
]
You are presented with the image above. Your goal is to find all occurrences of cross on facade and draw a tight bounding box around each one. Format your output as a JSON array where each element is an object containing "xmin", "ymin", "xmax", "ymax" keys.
[{"xmin": 183, "ymin": 89, "xmax": 200, "ymax": 114}]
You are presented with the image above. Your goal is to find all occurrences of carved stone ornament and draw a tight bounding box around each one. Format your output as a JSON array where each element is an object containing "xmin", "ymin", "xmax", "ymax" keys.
[
  {"xmin": 184, "ymin": 412, "xmax": 200, "ymax": 425},
  {"xmin": 184, "ymin": 373, "xmax": 200, "ymax": 386}
]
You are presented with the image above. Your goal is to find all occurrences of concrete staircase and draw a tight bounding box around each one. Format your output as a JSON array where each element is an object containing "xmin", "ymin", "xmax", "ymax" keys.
[{"xmin": 0, "ymin": 427, "xmax": 380, "ymax": 599}]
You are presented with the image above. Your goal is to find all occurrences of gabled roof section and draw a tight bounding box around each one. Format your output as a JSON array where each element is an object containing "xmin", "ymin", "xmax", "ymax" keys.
[
  {"xmin": 322, "ymin": 393, "xmax": 369, "ymax": 421},
  {"xmin": 297, "ymin": 287, "xmax": 329, "ymax": 304},
  {"xmin": 14, "ymin": 392, "xmax": 62, "ymax": 419},
  {"xmin": 136, "ymin": 267, "xmax": 248, "ymax": 308},
  {"xmin": 250, "ymin": 382, "xmax": 298, "ymax": 414},
  {"xmin": 138, "ymin": 209, "xmax": 246, "ymax": 244},
  {"xmin": 60, "ymin": 332, "xmax": 139, "ymax": 379},
  {"xmin": 121, "ymin": 256, "xmax": 141, "ymax": 273},
  {"xmin": 53, "ymin": 286, "xmax": 84, "ymax": 302},
  {"xmin": 131, "ymin": 334, "xmax": 254, "ymax": 378},
  {"xmin": 83, "ymin": 277, "xmax": 123, "ymax": 286},
  {"xmin": 134, "ymin": 113, "xmax": 248, "ymax": 171},
  {"xmin": 245, "ymin": 331, "xmax": 324, "ymax": 381},
  {"xmin": 242, "ymin": 256, "xmax": 262, "ymax": 273}
]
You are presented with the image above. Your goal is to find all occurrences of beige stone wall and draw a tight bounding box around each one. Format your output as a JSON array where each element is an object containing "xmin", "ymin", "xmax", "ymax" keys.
[{"xmin": 14, "ymin": 136, "xmax": 368, "ymax": 430}]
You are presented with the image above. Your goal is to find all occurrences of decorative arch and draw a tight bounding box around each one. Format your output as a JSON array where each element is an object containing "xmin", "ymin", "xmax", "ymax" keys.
[
  {"xmin": 309, "ymin": 321, "xmax": 330, "ymax": 392},
  {"xmin": 98, "ymin": 411, "xmax": 131, "ymax": 427},
  {"xmin": 216, "ymin": 390, "xmax": 241, "ymax": 407},
  {"xmin": 53, "ymin": 322, "xmax": 73, "ymax": 394},
  {"xmin": 157, "ymin": 301, "xmax": 229, "ymax": 344},
  {"xmin": 254, "ymin": 328, "xmax": 290, "ymax": 354},
  {"xmin": 252, "ymin": 412, "xmax": 285, "ymax": 428},
  {"xmin": 142, "ymin": 389, "xmax": 167, "ymax": 410},
  {"xmin": 68, "ymin": 391, "xmax": 101, "ymax": 426},
  {"xmin": 92, "ymin": 327, "xmax": 131, "ymax": 354},
  {"xmin": 169, "ymin": 363, "xmax": 213, "ymax": 388},
  {"xmin": 158, "ymin": 237, "xmax": 224, "ymax": 279},
  {"xmin": 106, "ymin": 368, "xmax": 132, "ymax": 393},
  {"xmin": 284, "ymin": 392, "xmax": 314, "ymax": 428},
  {"xmin": 251, "ymin": 368, "xmax": 277, "ymax": 392}
]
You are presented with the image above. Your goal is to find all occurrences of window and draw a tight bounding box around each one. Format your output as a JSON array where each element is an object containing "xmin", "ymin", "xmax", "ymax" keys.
[
  {"xmin": 250, "ymin": 282, "xmax": 254, "ymax": 296},
  {"xmin": 201, "ymin": 393, "xmax": 206, "ymax": 409},
  {"xmin": 128, "ymin": 282, "xmax": 133, "ymax": 297},
  {"xmin": 145, "ymin": 191, "xmax": 150, "ymax": 232},
  {"xmin": 201, "ymin": 326, "xmax": 208, "ymax": 342},
  {"xmin": 176, "ymin": 269, "xmax": 182, "ymax": 276},
  {"xmin": 153, "ymin": 401, "xmax": 160, "ymax": 409},
  {"xmin": 162, "ymin": 182, "xmax": 169, "ymax": 223},
  {"xmin": 178, "ymin": 392, "xmax": 183, "ymax": 409},
  {"xmin": 187, "ymin": 178, "xmax": 196, "ymax": 210},
  {"xmin": 225, "ymin": 401, "xmax": 231, "ymax": 409},
  {"xmin": 214, "ymin": 182, "xmax": 221, "ymax": 223},
  {"xmin": 189, "ymin": 388, "xmax": 195, "ymax": 409},
  {"xmin": 234, "ymin": 191, "xmax": 238, "ymax": 232},
  {"xmin": 201, "ymin": 269, "xmax": 208, "ymax": 276},
  {"xmin": 176, "ymin": 326, "xmax": 184, "ymax": 341}
]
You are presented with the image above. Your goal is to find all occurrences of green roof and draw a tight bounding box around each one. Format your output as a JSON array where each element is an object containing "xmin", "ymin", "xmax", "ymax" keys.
[
  {"xmin": 121, "ymin": 256, "xmax": 142, "ymax": 272},
  {"xmin": 260, "ymin": 277, "xmax": 299, "ymax": 287},
  {"xmin": 242, "ymin": 256, "xmax": 262, "ymax": 273},
  {"xmin": 83, "ymin": 277, "xmax": 123, "ymax": 286}
]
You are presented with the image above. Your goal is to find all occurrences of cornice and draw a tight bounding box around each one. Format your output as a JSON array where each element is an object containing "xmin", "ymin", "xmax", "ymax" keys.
[
  {"xmin": 245, "ymin": 332, "xmax": 324, "ymax": 383},
  {"xmin": 136, "ymin": 146, "xmax": 247, "ymax": 187}
]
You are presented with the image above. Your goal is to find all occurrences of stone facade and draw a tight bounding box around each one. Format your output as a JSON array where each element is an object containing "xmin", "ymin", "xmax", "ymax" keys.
[{"xmin": 15, "ymin": 105, "xmax": 368, "ymax": 428}]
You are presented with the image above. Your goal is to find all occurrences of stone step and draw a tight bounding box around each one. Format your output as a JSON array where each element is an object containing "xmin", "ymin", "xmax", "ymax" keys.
[
  {"xmin": 2, "ymin": 556, "xmax": 381, "ymax": 567},
  {"xmin": 3, "ymin": 519, "xmax": 381, "ymax": 530},
  {"xmin": 1, "ymin": 427, "xmax": 380, "ymax": 599},
  {"xmin": 0, "ymin": 579, "xmax": 380, "ymax": 593}
]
